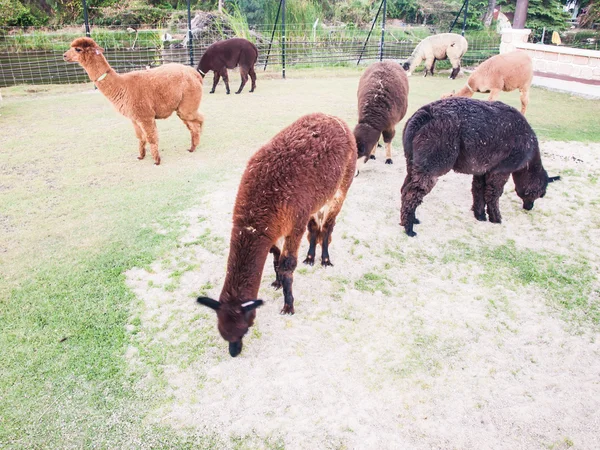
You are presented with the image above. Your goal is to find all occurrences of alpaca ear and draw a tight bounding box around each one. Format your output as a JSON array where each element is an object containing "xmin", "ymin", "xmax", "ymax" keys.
[
  {"xmin": 95, "ymin": 47, "xmax": 104, "ymax": 55},
  {"xmin": 241, "ymin": 300, "xmax": 264, "ymax": 313},
  {"xmin": 547, "ymin": 176, "xmax": 561, "ymax": 183},
  {"xmin": 197, "ymin": 296, "xmax": 221, "ymax": 311}
]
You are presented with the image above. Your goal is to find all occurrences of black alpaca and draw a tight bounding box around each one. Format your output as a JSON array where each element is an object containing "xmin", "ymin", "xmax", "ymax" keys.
[{"xmin": 401, "ymin": 98, "xmax": 560, "ymax": 236}]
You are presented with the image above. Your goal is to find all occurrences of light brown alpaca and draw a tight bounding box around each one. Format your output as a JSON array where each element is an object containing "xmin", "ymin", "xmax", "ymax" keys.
[
  {"xmin": 63, "ymin": 37, "xmax": 204, "ymax": 165},
  {"xmin": 441, "ymin": 51, "xmax": 533, "ymax": 115}
]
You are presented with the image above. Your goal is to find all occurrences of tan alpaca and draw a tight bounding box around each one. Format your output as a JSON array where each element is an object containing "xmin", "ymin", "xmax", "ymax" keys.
[
  {"xmin": 64, "ymin": 37, "xmax": 204, "ymax": 165},
  {"xmin": 402, "ymin": 33, "xmax": 468, "ymax": 79},
  {"xmin": 441, "ymin": 51, "xmax": 533, "ymax": 115}
]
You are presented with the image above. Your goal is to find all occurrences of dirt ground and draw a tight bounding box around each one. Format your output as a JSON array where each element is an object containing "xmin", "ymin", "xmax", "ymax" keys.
[{"xmin": 126, "ymin": 141, "xmax": 600, "ymax": 449}]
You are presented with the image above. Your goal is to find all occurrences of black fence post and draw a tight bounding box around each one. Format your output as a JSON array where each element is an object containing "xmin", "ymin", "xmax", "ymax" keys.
[
  {"xmin": 448, "ymin": 0, "xmax": 467, "ymax": 33},
  {"xmin": 357, "ymin": 0, "xmax": 384, "ymax": 65},
  {"xmin": 264, "ymin": 0, "xmax": 283, "ymax": 70},
  {"xmin": 282, "ymin": 0, "xmax": 286, "ymax": 79},
  {"xmin": 82, "ymin": 0, "xmax": 90, "ymax": 37},
  {"xmin": 187, "ymin": 0, "xmax": 194, "ymax": 67},
  {"xmin": 379, "ymin": 0, "xmax": 387, "ymax": 61},
  {"xmin": 461, "ymin": 0, "xmax": 469, "ymax": 36}
]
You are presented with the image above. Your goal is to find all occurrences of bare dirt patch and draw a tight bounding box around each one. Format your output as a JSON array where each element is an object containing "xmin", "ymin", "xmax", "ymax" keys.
[{"xmin": 126, "ymin": 141, "xmax": 600, "ymax": 449}]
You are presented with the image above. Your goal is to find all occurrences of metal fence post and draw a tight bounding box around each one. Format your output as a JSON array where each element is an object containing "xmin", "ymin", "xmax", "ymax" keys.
[
  {"xmin": 187, "ymin": 0, "xmax": 194, "ymax": 67},
  {"xmin": 357, "ymin": 0, "xmax": 384, "ymax": 65},
  {"xmin": 379, "ymin": 0, "xmax": 387, "ymax": 61},
  {"xmin": 264, "ymin": 0, "xmax": 283, "ymax": 70},
  {"xmin": 82, "ymin": 0, "xmax": 90, "ymax": 37},
  {"xmin": 461, "ymin": 0, "xmax": 469, "ymax": 36},
  {"xmin": 282, "ymin": 0, "xmax": 286, "ymax": 79}
]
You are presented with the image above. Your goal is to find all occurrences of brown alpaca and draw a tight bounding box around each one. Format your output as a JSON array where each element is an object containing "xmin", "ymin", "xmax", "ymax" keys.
[
  {"xmin": 197, "ymin": 113, "xmax": 357, "ymax": 357},
  {"xmin": 63, "ymin": 37, "xmax": 204, "ymax": 165},
  {"xmin": 354, "ymin": 60, "xmax": 409, "ymax": 168},
  {"xmin": 441, "ymin": 51, "xmax": 533, "ymax": 115},
  {"xmin": 197, "ymin": 38, "xmax": 258, "ymax": 94}
]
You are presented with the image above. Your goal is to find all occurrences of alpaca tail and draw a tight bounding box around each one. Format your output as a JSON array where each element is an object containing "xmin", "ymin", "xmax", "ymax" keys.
[{"xmin": 402, "ymin": 106, "xmax": 433, "ymax": 161}]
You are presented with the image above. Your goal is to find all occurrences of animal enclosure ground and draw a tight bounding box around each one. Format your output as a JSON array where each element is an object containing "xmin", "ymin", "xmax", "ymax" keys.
[{"xmin": 1, "ymin": 69, "xmax": 599, "ymax": 449}]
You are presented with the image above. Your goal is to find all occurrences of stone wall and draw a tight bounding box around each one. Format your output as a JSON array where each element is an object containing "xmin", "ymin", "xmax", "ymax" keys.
[{"xmin": 515, "ymin": 42, "xmax": 600, "ymax": 83}]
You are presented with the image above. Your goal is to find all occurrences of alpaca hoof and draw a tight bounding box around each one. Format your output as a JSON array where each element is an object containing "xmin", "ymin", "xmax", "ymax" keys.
[
  {"xmin": 406, "ymin": 229, "xmax": 417, "ymax": 237},
  {"xmin": 188, "ymin": 147, "xmax": 195, "ymax": 153},
  {"xmin": 226, "ymin": 91, "xmax": 231, "ymax": 95},
  {"xmin": 321, "ymin": 258, "xmax": 333, "ymax": 267},
  {"xmin": 249, "ymin": 89, "xmax": 255, "ymax": 93},
  {"xmin": 209, "ymin": 90, "xmax": 215, "ymax": 94},
  {"xmin": 474, "ymin": 213, "xmax": 487, "ymax": 222},
  {"xmin": 385, "ymin": 159, "xmax": 393, "ymax": 164},
  {"xmin": 413, "ymin": 218, "xmax": 420, "ymax": 224},
  {"xmin": 137, "ymin": 156, "xmax": 144, "ymax": 160},
  {"xmin": 271, "ymin": 280, "xmax": 282, "ymax": 289},
  {"xmin": 370, "ymin": 155, "xmax": 376, "ymax": 160},
  {"xmin": 235, "ymin": 91, "xmax": 241, "ymax": 94},
  {"xmin": 280, "ymin": 304, "xmax": 295, "ymax": 315},
  {"xmin": 303, "ymin": 255, "xmax": 315, "ymax": 266}
]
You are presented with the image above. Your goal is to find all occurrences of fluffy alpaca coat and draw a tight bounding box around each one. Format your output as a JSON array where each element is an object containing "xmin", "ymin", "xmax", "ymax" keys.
[
  {"xmin": 197, "ymin": 113, "xmax": 357, "ymax": 357},
  {"xmin": 197, "ymin": 38, "xmax": 258, "ymax": 94},
  {"xmin": 400, "ymin": 97, "xmax": 559, "ymax": 236},
  {"xmin": 63, "ymin": 37, "xmax": 204, "ymax": 165},
  {"xmin": 441, "ymin": 51, "xmax": 533, "ymax": 115},
  {"xmin": 354, "ymin": 60, "xmax": 409, "ymax": 166},
  {"xmin": 402, "ymin": 33, "xmax": 468, "ymax": 79}
]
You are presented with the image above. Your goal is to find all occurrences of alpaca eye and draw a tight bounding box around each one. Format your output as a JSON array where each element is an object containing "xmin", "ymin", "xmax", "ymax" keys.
[{"xmin": 75, "ymin": 48, "xmax": 82, "ymax": 52}]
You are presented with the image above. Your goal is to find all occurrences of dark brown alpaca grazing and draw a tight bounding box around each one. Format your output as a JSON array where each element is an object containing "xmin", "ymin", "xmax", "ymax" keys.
[
  {"xmin": 197, "ymin": 38, "xmax": 258, "ymax": 94},
  {"xmin": 197, "ymin": 113, "xmax": 357, "ymax": 357},
  {"xmin": 354, "ymin": 60, "xmax": 409, "ymax": 168},
  {"xmin": 64, "ymin": 37, "xmax": 204, "ymax": 165},
  {"xmin": 401, "ymin": 97, "xmax": 560, "ymax": 236}
]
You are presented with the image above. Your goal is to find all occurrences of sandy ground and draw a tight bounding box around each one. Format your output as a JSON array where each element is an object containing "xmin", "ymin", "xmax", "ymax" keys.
[{"xmin": 126, "ymin": 141, "xmax": 600, "ymax": 449}]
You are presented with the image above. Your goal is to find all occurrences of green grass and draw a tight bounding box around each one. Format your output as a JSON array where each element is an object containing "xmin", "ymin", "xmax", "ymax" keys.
[
  {"xmin": 441, "ymin": 240, "xmax": 599, "ymax": 325},
  {"xmin": 1, "ymin": 69, "xmax": 599, "ymax": 447}
]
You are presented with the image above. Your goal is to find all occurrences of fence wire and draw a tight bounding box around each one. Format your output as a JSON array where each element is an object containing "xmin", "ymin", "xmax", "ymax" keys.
[{"xmin": 0, "ymin": 24, "xmax": 501, "ymax": 88}]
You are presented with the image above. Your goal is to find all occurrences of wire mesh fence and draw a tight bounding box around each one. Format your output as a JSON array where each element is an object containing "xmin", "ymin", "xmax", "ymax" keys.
[{"xmin": 0, "ymin": 24, "xmax": 501, "ymax": 88}]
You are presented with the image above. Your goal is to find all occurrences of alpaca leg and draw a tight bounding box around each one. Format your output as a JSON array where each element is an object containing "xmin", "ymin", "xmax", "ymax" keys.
[
  {"xmin": 270, "ymin": 245, "xmax": 282, "ymax": 289},
  {"xmin": 132, "ymin": 121, "xmax": 147, "ymax": 160},
  {"xmin": 220, "ymin": 68, "xmax": 230, "ymax": 95},
  {"xmin": 484, "ymin": 172, "xmax": 510, "ymax": 223},
  {"xmin": 177, "ymin": 110, "xmax": 204, "ymax": 152},
  {"xmin": 139, "ymin": 120, "xmax": 160, "ymax": 165},
  {"xmin": 303, "ymin": 218, "xmax": 319, "ymax": 266},
  {"xmin": 519, "ymin": 86, "xmax": 530, "ymax": 115},
  {"xmin": 210, "ymin": 71, "xmax": 220, "ymax": 94},
  {"xmin": 449, "ymin": 65, "xmax": 460, "ymax": 79},
  {"xmin": 423, "ymin": 57, "xmax": 434, "ymax": 77},
  {"xmin": 318, "ymin": 189, "xmax": 348, "ymax": 266},
  {"xmin": 400, "ymin": 172, "xmax": 438, "ymax": 236},
  {"xmin": 430, "ymin": 58, "xmax": 437, "ymax": 76},
  {"xmin": 235, "ymin": 67, "xmax": 249, "ymax": 94},
  {"xmin": 471, "ymin": 175, "xmax": 487, "ymax": 221},
  {"xmin": 279, "ymin": 228, "xmax": 304, "ymax": 315},
  {"xmin": 487, "ymin": 89, "xmax": 501, "ymax": 102},
  {"xmin": 382, "ymin": 129, "xmax": 396, "ymax": 164},
  {"xmin": 249, "ymin": 66, "xmax": 257, "ymax": 92}
]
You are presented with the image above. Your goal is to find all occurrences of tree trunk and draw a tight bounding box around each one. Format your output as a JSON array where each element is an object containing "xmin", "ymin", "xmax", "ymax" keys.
[
  {"xmin": 513, "ymin": 0, "xmax": 529, "ymax": 29},
  {"xmin": 218, "ymin": 0, "xmax": 224, "ymax": 13},
  {"xmin": 481, "ymin": 0, "xmax": 497, "ymax": 27}
]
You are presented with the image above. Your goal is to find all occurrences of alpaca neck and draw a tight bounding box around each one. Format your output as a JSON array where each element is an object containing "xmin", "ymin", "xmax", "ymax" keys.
[
  {"xmin": 220, "ymin": 228, "xmax": 271, "ymax": 304},
  {"xmin": 456, "ymin": 83, "xmax": 475, "ymax": 97},
  {"xmin": 81, "ymin": 56, "xmax": 127, "ymax": 107}
]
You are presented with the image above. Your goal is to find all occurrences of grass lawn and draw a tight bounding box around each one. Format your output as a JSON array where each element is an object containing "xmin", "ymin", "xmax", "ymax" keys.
[{"xmin": 1, "ymin": 67, "xmax": 599, "ymax": 448}]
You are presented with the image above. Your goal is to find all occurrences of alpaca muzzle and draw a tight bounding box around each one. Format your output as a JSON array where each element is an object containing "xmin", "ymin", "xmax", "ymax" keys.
[{"xmin": 229, "ymin": 340, "xmax": 243, "ymax": 357}]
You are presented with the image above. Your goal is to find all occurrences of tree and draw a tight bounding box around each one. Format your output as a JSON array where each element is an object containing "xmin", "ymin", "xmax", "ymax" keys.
[
  {"xmin": 513, "ymin": 0, "xmax": 528, "ymax": 27},
  {"xmin": 481, "ymin": 0, "xmax": 496, "ymax": 26}
]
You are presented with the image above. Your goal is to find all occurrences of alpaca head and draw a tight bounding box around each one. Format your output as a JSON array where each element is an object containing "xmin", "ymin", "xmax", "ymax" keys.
[
  {"xmin": 353, "ymin": 123, "xmax": 381, "ymax": 163},
  {"xmin": 512, "ymin": 166, "xmax": 560, "ymax": 211},
  {"xmin": 197, "ymin": 297, "xmax": 263, "ymax": 357},
  {"xmin": 63, "ymin": 37, "xmax": 105, "ymax": 65}
]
